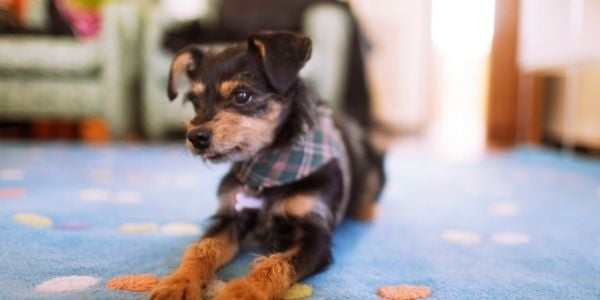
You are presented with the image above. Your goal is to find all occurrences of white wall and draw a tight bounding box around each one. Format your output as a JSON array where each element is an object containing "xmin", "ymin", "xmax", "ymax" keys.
[{"xmin": 350, "ymin": 0, "xmax": 432, "ymax": 131}]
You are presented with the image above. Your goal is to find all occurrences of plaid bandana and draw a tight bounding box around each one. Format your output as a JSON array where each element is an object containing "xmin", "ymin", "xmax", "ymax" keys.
[{"xmin": 234, "ymin": 112, "xmax": 350, "ymax": 191}]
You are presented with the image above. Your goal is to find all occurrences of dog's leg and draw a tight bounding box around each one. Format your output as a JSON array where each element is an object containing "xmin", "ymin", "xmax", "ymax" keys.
[
  {"xmin": 217, "ymin": 195, "xmax": 333, "ymax": 300},
  {"xmin": 150, "ymin": 217, "xmax": 241, "ymax": 300},
  {"xmin": 353, "ymin": 165, "xmax": 385, "ymax": 221}
]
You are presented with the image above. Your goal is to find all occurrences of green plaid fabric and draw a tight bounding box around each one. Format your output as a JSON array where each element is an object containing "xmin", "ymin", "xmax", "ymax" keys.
[{"xmin": 234, "ymin": 112, "xmax": 350, "ymax": 191}]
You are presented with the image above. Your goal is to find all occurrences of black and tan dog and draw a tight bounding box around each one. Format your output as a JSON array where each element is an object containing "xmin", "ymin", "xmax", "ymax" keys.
[{"xmin": 150, "ymin": 30, "xmax": 385, "ymax": 300}]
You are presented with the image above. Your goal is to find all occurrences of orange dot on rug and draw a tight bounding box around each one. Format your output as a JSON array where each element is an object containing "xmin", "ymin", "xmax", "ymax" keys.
[
  {"xmin": 377, "ymin": 285, "xmax": 432, "ymax": 300},
  {"xmin": 106, "ymin": 274, "xmax": 158, "ymax": 292},
  {"xmin": 0, "ymin": 188, "xmax": 26, "ymax": 199}
]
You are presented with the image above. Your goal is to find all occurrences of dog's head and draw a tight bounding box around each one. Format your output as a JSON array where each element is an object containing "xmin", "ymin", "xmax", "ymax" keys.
[{"xmin": 168, "ymin": 31, "xmax": 316, "ymax": 162}]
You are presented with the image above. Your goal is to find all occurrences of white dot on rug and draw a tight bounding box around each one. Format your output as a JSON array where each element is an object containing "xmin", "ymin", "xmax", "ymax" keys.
[
  {"xmin": 119, "ymin": 223, "xmax": 158, "ymax": 234},
  {"xmin": 442, "ymin": 229, "xmax": 481, "ymax": 245},
  {"xmin": 0, "ymin": 169, "xmax": 24, "ymax": 181},
  {"xmin": 35, "ymin": 276, "xmax": 99, "ymax": 293},
  {"xmin": 79, "ymin": 188, "xmax": 109, "ymax": 202},
  {"xmin": 491, "ymin": 232, "xmax": 531, "ymax": 245},
  {"xmin": 161, "ymin": 222, "xmax": 201, "ymax": 236},
  {"xmin": 489, "ymin": 202, "xmax": 520, "ymax": 217}
]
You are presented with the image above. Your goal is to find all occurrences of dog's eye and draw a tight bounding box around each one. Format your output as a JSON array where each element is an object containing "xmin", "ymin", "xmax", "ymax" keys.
[{"xmin": 231, "ymin": 90, "xmax": 252, "ymax": 105}]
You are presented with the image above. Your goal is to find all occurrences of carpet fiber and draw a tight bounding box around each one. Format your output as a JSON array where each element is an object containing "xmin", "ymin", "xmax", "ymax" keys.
[{"xmin": 1, "ymin": 143, "xmax": 599, "ymax": 299}]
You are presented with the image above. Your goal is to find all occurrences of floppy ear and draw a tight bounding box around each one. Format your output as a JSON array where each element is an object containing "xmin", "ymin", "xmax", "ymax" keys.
[
  {"xmin": 248, "ymin": 31, "xmax": 312, "ymax": 94},
  {"xmin": 167, "ymin": 45, "xmax": 207, "ymax": 101}
]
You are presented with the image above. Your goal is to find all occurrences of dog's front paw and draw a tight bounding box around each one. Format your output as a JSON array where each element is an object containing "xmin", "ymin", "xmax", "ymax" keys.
[
  {"xmin": 149, "ymin": 274, "xmax": 202, "ymax": 300},
  {"xmin": 216, "ymin": 279, "xmax": 268, "ymax": 300}
]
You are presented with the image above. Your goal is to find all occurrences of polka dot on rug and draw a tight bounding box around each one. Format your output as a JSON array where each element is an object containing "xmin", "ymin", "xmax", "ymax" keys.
[
  {"xmin": 0, "ymin": 187, "xmax": 27, "ymax": 199},
  {"xmin": 441, "ymin": 229, "xmax": 481, "ymax": 245},
  {"xmin": 106, "ymin": 274, "xmax": 158, "ymax": 292},
  {"xmin": 491, "ymin": 232, "xmax": 531, "ymax": 245},
  {"xmin": 55, "ymin": 221, "xmax": 90, "ymax": 231},
  {"xmin": 283, "ymin": 283, "xmax": 313, "ymax": 299},
  {"xmin": 13, "ymin": 213, "xmax": 53, "ymax": 228},
  {"xmin": 119, "ymin": 223, "xmax": 158, "ymax": 234},
  {"xmin": 161, "ymin": 222, "xmax": 201, "ymax": 236},
  {"xmin": 377, "ymin": 285, "xmax": 432, "ymax": 300},
  {"xmin": 35, "ymin": 276, "xmax": 100, "ymax": 293}
]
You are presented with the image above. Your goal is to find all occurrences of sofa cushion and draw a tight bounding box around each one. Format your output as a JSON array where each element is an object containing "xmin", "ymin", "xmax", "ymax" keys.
[
  {"xmin": 0, "ymin": 36, "xmax": 100, "ymax": 75},
  {"xmin": 0, "ymin": 77, "xmax": 101, "ymax": 118}
]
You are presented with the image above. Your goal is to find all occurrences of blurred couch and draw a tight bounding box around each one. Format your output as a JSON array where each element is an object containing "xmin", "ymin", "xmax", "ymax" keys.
[
  {"xmin": 141, "ymin": 0, "xmax": 353, "ymax": 139},
  {"xmin": 0, "ymin": 0, "xmax": 141, "ymax": 137}
]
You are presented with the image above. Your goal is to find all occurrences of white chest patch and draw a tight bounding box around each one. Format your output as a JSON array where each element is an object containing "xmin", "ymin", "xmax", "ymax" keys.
[{"xmin": 235, "ymin": 192, "xmax": 264, "ymax": 212}]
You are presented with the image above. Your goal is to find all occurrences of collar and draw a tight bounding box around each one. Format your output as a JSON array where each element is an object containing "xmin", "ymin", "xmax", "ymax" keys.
[{"xmin": 234, "ymin": 111, "xmax": 344, "ymax": 189}]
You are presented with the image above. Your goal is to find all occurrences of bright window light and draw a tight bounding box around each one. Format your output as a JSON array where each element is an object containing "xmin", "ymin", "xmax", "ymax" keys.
[{"xmin": 431, "ymin": 0, "xmax": 496, "ymax": 58}]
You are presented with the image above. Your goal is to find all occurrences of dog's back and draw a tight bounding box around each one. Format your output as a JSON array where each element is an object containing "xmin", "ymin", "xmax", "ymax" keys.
[{"xmin": 334, "ymin": 113, "xmax": 386, "ymax": 221}]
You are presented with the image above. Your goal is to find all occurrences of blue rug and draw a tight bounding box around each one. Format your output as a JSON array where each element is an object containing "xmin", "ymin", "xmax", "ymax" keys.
[{"xmin": 1, "ymin": 142, "xmax": 600, "ymax": 299}]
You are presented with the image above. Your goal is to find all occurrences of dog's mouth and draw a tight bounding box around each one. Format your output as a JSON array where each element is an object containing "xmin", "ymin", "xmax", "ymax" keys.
[
  {"xmin": 195, "ymin": 146, "xmax": 243, "ymax": 162},
  {"xmin": 201, "ymin": 151, "xmax": 225, "ymax": 160}
]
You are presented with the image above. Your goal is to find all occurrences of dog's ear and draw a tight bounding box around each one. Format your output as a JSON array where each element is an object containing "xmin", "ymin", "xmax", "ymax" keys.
[
  {"xmin": 167, "ymin": 45, "xmax": 207, "ymax": 101},
  {"xmin": 248, "ymin": 31, "xmax": 312, "ymax": 94}
]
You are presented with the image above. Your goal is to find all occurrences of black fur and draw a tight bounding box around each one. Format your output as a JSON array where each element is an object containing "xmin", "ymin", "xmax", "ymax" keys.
[{"xmin": 169, "ymin": 30, "xmax": 385, "ymax": 289}]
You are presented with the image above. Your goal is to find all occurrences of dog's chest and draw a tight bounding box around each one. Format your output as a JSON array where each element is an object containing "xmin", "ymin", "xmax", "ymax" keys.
[{"xmin": 231, "ymin": 191, "xmax": 301, "ymax": 250}]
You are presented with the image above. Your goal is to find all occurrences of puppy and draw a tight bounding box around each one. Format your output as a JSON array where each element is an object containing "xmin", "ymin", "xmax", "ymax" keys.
[{"xmin": 150, "ymin": 30, "xmax": 385, "ymax": 300}]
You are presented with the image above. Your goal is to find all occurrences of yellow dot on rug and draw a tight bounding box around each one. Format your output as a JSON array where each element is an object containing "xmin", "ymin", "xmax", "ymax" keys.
[
  {"xmin": 377, "ymin": 285, "xmax": 432, "ymax": 300},
  {"xmin": 441, "ymin": 229, "xmax": 481, "ymax": 245},
  {"xmin": 119, "ymin": 223, "xmax": 158, "ymax": 234},
  {"xmin": 35, "ymin": 276, "xmax": 100, "ymax": 293},
  {"xmin": 161, "ymin": 222, "xmax": 201, "ymax": 236},
  {"xmin": 283, "ymin": 283, "xmax": 313, "ymax": 299},
  {"xmin": 106, "ymin": 274, "xmax": 158, "ymax": 292},
  {"xmin": 12, "ymin": 213, "xmax": 53, "ymax": 228}
]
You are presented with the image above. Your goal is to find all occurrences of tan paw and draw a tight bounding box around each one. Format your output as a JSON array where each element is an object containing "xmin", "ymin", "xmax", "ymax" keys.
[
  {"xmin": 149, "ymin": 275, "xmax": 202, "ymax": 300},
  {"xmin": 355, "ymin": 202, "xmax": 378, "ymax": 222},
  {"xmin": 216, "ymin": 280, "xmax": 267, "ymax": 300}
]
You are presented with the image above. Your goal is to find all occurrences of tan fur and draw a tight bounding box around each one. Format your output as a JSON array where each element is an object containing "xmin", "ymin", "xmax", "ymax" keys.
[
  {"xmin": 218, "ymin": 80, "xmax": 239, "ymax": 99},
  {"xmin": 273, "ymin": 194, "xmax": 317, "ymax": 218},
  {"xmin": 204, "ymin": 101, "xmax": 282, "ymax": 160},
  {"xmin": 150, "ymin": 232, "xmax": 239, "ymax": 300},
  {"xmin": 216, "ymin": 247, "xmax": 299, "ymax": 300},
  {"xmin": 252, "ymin": 38, "xmax": 267, "ymax": 59},
  {"xmin": 192, "ymin": 82, "xmax": 205, "ymax": 95},
  {"xmin": 355, "ymin": 201, "xmax": 378, "ymax": 221},
  {"xmin": 354, "ymin": 168, "xmax": 380, "ymax": 221},
  {"xmin": 171, "ymin": 53, "xmax": 192, "ymax": 78}
]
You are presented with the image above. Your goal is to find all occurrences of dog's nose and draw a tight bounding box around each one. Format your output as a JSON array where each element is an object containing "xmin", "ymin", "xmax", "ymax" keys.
[{"xmin": 187, "ymin": 128, "xmax": 212, "ymax": 150}]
